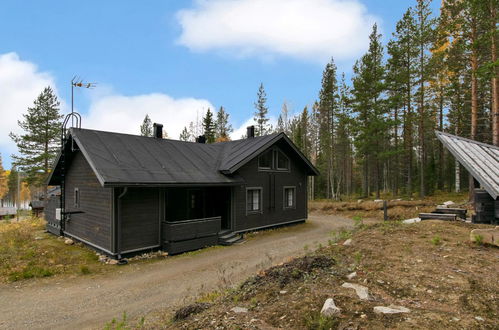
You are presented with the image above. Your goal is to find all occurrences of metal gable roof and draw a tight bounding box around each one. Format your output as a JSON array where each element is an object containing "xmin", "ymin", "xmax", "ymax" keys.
[
  {"xmin": 436, "ymin": 131, "xmax": 499, "ymax": 199},
  {"xmin": 48, "ymin": 128, "xmax": 318, "ymax": 187}
]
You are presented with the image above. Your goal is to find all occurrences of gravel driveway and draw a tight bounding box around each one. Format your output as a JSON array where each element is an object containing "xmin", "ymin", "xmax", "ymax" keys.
[{"xmin": 0, "ymin": 214, "xmax": 353, "ymax": 330}]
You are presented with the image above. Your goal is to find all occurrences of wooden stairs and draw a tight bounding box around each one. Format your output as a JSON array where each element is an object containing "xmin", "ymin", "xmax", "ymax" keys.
[{"xmin": 218, "ymin": 230, "xmax": 244, "ymax": 246}]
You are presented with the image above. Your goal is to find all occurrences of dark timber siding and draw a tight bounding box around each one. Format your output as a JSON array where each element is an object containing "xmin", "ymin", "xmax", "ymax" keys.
[
  {"xmin": 120, "ymin": 188, "xmax": 160, "ymax": 252},
  {"xmin": 233, "ymin": 144, "xmax": 308, "ymax": 232},
  {"xmin": 64, "ymin": 151, "xmax": 112, "ymax": 252}
]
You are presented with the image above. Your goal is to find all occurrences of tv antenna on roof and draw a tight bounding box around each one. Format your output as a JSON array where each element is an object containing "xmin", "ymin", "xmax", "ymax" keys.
[{"xmin": 70, "ymin": 76, "xmax": 96, "ymax": 127}]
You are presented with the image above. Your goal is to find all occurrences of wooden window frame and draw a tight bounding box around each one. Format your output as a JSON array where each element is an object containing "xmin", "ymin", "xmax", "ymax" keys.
[
  {"xmin": 275, "ymin": 149, "xmax": 290, "ymax": 171},
  {"xmin": 283, "ymin": 186, "xmax": 296, "ymax": 210},
  {"xmin": 246, "ymin": 187, "xmax": 263, "ymax": 215},
  {"xmin": 258, "ymin": 149, "xmax": 273, "ymax": 170}
]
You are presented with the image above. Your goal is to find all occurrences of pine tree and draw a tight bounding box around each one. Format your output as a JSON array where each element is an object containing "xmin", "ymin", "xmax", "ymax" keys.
[
  {"xmin": 413, "ymin": 0, "xmax": 435, "ymax": 197},
  {"xmin": 9, "ymin": 87, "xmax": 62, "ymax": 191},
  {"xmin": 203, "ymin": 108, "xmax": 216, "ymax": 143},
  {"xmin": 140, "ymin": 114, "xmax": 153, "ymax": 136},
  {"xmin": 254, "ymin": 83, "xmax": 270, "ymax": 136},
  {"xmin": 0, "ymin": 154, "xmax": 8, "ymax": 207},
  {"xmin": 276, "ymin": 102, "xmax": 290, "ymax": 134},
  {"xmin": 351, "ymin": 23, "xmax": 388, "ymax": 198},
  {"xmin": 387, "ymin": 8, "xmax": 418, "ymax": 196},
  {"xmin": 179, "ymin": 126, "xmax": 191, "ymax": 141},
  {"xmin": 318, "ymin": 57, "xmax": 339, "ymax": 199},
  {"xmin": 215, "ymin": 106, "xmax": 233, "ymax": 141}
]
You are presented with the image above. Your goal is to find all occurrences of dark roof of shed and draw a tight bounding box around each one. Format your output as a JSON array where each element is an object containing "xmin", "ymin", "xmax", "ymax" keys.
[
  {"xmin": 48, "ymin": 128, "xmax": 318, "ymax": 187},
  {"xmin": 436, "ymin": 131, "xmax": 499, "ymax": 199},
  {"xmin": 29, "ymin": 201, "xmax": 45, "ymax": 209}
]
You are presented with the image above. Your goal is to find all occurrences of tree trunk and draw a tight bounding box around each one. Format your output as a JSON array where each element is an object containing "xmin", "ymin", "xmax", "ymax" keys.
[
  {"xmin": 469, "ymin": 19, "xmax": 478, "ymax": 200},
  {"xmin": 491, "ymin": 0, "xmax": 499, "ymax": 146},
  {"xmin": 438, "ymin": 85, "xmax": 444, "ymax": 191},
  {"xmin": 394, "ymin": 107, "xmax": 399, "ymax": 196}
]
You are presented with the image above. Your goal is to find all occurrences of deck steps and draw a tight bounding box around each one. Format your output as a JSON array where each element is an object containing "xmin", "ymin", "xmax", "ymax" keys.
[
  {"xmin": 419, "ymin": 213, "xmax": 458, "ymax": 221},
  {"xmin": 218, "ymin": 230, "xmax": 244, "ymax": 246}
]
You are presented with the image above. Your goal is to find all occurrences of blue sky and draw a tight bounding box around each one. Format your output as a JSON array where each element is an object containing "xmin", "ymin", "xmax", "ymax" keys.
[{"xmin": 0, "ymin": 0, "xmax": 440, "ymax": 169}]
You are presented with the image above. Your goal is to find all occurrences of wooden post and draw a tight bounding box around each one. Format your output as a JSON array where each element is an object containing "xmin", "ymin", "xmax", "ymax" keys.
[{"xmin": 383, "ymin": 200, "xmax": 388, "ymax": 221}]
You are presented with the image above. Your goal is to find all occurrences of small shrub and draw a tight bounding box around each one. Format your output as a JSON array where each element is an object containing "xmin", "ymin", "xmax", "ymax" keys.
[
  {"xmin": 473, "ymin": 234, "xmax": 484, "ymax": 245},
  {"xmin": 104, "ymin": 312, "xmax": 128, "ymax": 330},
  {"xmin": 303, "ymin": 311, "xmax": 339, "ymax": 330},
  {"xmin": 353, "ymin": 251, "xmax": 363, "ymax": 264},
  {"xmin": 431, "ymin": 235, "xmax": 442, "ymax": 246}
]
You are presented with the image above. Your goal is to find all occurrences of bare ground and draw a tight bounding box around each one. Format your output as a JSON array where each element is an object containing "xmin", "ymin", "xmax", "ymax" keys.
[
  {"xmin": 0, "ymin": 214, "xmax": 353, "ymax": 330},
  {"xmin": 170, "ymin": 220, "xmax": 499, "ymax": 330}
]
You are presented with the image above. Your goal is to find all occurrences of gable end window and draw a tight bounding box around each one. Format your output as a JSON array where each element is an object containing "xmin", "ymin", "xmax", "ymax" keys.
[
  {"xmin": 258, "ymin": 148, "xmax": 289, "ymax": 171},
  {"xmin": 283, "ymin": 186, "xmax": 295, "ymax": 209},
  {"xmin": 258, "ymin": 150, "xmax": 273, "ymax": 169},
  {"xmin": 74, "ymin": 188, "xmax": 80, "ymax": 208},
  {"xmin": 276, "ymin": 150, "xmax": 289, "ymax": 170},
  {"xmin": 246, "ymin": 188, "xmax": 262, "ymax": 213}
]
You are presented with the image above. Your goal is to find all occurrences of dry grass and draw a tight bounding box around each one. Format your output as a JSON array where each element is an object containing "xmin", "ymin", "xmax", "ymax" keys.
[
  {"xmin": 309, "ymin": 192, "xmax": 471, "ymax": 221},
  {"xmin": 0, "ymin": 217, "xmax": 109, "ymax": 282},
  {"xmin": 165, "ymin": 220, "xmax": 499, "ymax": 329}
]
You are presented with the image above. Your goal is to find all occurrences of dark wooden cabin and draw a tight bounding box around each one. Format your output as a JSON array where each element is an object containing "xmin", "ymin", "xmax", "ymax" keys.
[{"xmin": 46, "ymin": 125, "xmax": 318, "ymax": 258}]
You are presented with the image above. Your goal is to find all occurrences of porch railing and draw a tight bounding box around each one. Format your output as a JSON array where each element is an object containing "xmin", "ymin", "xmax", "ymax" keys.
[{"xmin": 162, "ymin": 216, "xmax": 221, "ymax": 242}]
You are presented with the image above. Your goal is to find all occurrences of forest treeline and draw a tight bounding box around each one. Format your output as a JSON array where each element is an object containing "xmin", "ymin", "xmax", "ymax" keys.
[
  {"xmin": 142, "ymin": 0, "xmax": 497, "ymax": 200},
  {"xmin": 1, "ymin": 0, "xmax": 497, "ymax": 207}
]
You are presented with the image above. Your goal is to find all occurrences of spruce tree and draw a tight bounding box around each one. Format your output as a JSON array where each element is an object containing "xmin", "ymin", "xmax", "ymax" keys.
[
  {"xmin": 9, "ymin": 86, "xmax": 62, "ymax": 191},
  {"xmin": 140, "ymin": 114, "xmax": 153, "ymax": 136},
  {"xmin": 202, "ymin": 108, "xmax": 216, "ymax": 143},
  {"xmin": 179, "ymin": 126, "xmax": 191, "ymax": 141},
  {"xmin": 253, "ymin": 83, "xmax": 270, "ymax": 136},
  {"xmin": 215, "ymin": 106, "xmax": 233, "ymax": 141}
]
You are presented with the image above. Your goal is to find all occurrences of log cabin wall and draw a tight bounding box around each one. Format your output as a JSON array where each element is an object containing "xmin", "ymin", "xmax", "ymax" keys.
[
  {"xmin": 64, "ymin": 151, "xmax": 113, "ymax": 253},
  {"xmin": 232, "ymin": 144, "xmax": 308, "ymax": 232}
]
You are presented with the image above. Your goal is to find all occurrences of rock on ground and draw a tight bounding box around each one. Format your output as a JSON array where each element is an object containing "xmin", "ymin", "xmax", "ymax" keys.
[
  {"xmin": 343, "ymin": 239, "xmax": 352, "ymax": 246},
  {"xmin": 341, "ymin": 282, "xmax": 370, "ymax": 300},
  {"xmin": 373, "ymin": 305, "xmax": 410, "ymax": 314},
  {"xmin": 320, "ymin": 298, "xmax": 341, "ymax": 317},
  {"xmin": 231, "ymin": 307, "xmax": 248, "ymax": 313},
  {"xmin": 403, "ymin": 218, "xmax": 421, "ymax": 224},
  {"xmin": 64, "ymin": 238, "xmax": 74, "ymax": 245},
  {"xmin": 470, "ymin": 226, "xmax": 499, "ymax": 247},
  {"xmin": 346, "ymin": 272, "xmax": 357, "ymax": 280}
]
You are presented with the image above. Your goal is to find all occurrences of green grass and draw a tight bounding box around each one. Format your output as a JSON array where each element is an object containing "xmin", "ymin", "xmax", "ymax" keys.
[{"xmin": 431, "ymin": 235, "xmax": 442, "ymax": 246}]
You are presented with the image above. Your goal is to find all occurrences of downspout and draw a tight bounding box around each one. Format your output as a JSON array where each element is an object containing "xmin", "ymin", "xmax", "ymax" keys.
[{"xmin": 116, "ymin": 187, "xmax": 128, "ymax": 259}]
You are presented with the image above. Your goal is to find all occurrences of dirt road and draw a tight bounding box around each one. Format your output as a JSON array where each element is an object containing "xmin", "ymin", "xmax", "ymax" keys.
[{"xmin": 0, "ymin": 214, "xmax": 353, "ymax": 330}]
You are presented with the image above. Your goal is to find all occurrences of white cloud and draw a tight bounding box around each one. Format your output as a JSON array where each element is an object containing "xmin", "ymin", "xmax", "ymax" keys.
[
  {"xmin": 0, "ymin": 52, "xmax": 58, "ymax": 164},
  {"xmin": 84, "ymin": 93, "xmax": 214, "ymax": 140},
  {"xmin": 176, "ymin": 0, "xmax": 379, "ymax": 62}
]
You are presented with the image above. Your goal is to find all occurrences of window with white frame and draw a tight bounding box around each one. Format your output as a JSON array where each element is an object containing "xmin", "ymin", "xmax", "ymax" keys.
[
  {"xmin": 246, "ymin": 188, "xmax": 262, "ymax": 213},
  {"xmin": 283, "ymin": 186, "xmax": 295, "ymax": 209}
]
